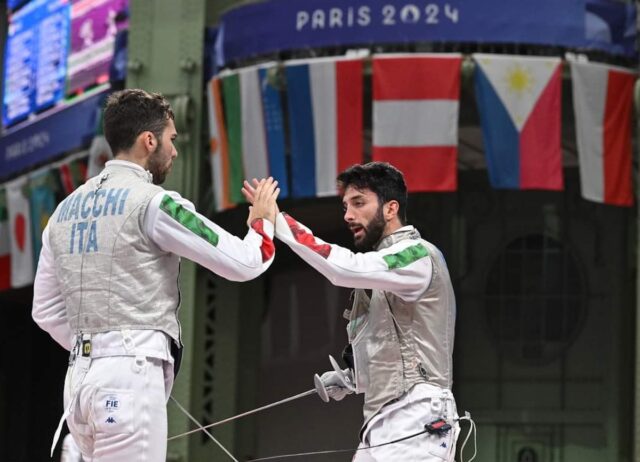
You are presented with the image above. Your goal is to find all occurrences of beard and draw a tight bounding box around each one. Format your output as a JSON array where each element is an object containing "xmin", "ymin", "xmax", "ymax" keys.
[
  {"xmin": 147, "ymin": 142, "xmax": 171, "ymax": 185},
  {"xmin": 354, "ymin": 206, "xmax": 386, "ymax": 251}
]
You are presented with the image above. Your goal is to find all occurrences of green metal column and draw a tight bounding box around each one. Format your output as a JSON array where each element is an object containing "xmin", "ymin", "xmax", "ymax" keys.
[
  {"xmin": 191, "ymin": 275, "xmax": 264, "ymax": 461},
  {"xmin": 126, "ymin": 1, "xmax": 206, "ymax": 460}
]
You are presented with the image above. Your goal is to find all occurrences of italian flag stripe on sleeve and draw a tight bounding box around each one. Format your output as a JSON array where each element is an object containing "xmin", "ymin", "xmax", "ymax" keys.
[
  {"xmin": 383, "ymin": 244, "xmax": 429, "ymax": 269},
  {"xmin": 160, "ymin": 195, "xmax": 219, "ymax": 246},
  {"xmin": 250, "ymin": 219, "xmax": 275, "ymax": 262},
  {"xmin": 283, "ymin": 213, "xmax": 332, "ymax": 258}
]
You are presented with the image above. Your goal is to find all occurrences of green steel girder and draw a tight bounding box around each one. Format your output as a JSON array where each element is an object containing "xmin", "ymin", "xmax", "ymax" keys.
[{"xmin": 126, "ymin": 1, "xmax": 206, "ymax": 460}]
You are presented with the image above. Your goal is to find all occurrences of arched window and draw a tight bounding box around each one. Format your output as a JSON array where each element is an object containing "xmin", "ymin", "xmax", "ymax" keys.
[{"xmin": 485, "ymin": 234, "xmax": 585, "ymax": 365}]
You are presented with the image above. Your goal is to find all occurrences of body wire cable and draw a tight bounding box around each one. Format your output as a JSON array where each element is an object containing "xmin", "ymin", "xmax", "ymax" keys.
[
  {"xmin": 246, "ymin": 413, "xmax": 477, "ymax": 462},
  {"xmin": 168, "ymin": 388, "xmax": 318, "ymax": 441},
  {"xmin": 247, "ymin": 427, "xmax": 430, "ymax": 461},
  {"xmin": 170, "ymin": 389, "xmax": 477, "ymax": 462},
  {"xmin": 169, "ymin": 396, "xmax": 239, "ymax": 462}
]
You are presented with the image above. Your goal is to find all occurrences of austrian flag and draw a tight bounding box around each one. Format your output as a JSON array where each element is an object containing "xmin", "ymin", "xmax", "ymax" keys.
[{"xmin": 372, "ymin": 54, "xmax": 462, "ymax": 192}]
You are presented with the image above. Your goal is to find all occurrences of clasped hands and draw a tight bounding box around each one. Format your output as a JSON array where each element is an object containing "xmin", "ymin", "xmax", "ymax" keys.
[{"xmin": 243, "ymin": 177, "xmax": 280, "ymax": 226}]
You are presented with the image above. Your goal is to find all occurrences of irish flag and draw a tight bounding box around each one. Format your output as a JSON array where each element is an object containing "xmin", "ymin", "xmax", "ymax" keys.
[
  {"xmin": 570, "ymin": 61, "xmax": 635, "ymax": 206},
  {"xmin": 207, "ymin": 76, "xmax": 233, "ymax": 211},
  {"xmin": 474, "ymin": 54, "xmax": 563, "ymax": 190},
  {"xmin": 285, "ymin": 56, "xmax": 363, "ymax": 198},
  {"xmin": 372, "ymin": 53, "xmax": 462, "ymax": 192},
  {"xmin": 220, "ymin": 63, "xmax": 288, "ymax": 205}
]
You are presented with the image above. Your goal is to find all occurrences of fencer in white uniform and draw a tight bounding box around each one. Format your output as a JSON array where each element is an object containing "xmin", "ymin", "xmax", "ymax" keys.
[
  {"xmin": 32, "ymin": 89, "xmax": 279, "ymax": 462},
  {"xmin": 244, "ymin": 162, "xmax": 460, "ymax": 462}
]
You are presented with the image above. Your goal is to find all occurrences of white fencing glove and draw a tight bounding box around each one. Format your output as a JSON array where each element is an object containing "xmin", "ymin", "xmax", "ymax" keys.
[{"xmin": 314, "ymin": 355, "xmax": 356, "ymax": 402}]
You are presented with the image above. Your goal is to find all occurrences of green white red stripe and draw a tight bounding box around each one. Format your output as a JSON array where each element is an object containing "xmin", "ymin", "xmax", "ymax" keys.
[
  {"xmin": 220, "ymin": 63, "xmax": 288, "ymax": 205},
  {"xmin": 207, "ymin": 77, "xmax": 233, "ymax": 211}
]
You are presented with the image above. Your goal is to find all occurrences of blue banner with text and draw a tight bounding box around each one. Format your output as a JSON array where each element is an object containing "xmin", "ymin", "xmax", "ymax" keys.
[
  {"xmin": 218, "ymin": 0, "xmax": 636, "ymax": 65},
  {"xmin": 0, "ymin": 90, "xmax": 107, "ymax": 180}
]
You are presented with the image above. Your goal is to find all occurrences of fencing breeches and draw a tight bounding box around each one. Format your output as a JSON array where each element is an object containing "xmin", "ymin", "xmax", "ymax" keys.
[
  {"xmin": 353, "ymin": 384, "xmax": 460, "ymax": 462},
  {"xmin": 64, "ymin": 355, "xmax": 173, "ymax": 462}
]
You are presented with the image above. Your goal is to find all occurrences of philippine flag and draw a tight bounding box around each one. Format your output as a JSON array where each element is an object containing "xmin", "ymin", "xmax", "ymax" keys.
[
  {"xmin": 285, "ymin": 57, "xmax": 363, "ymax": 198},
  {"xmin": 571, "ymin": 61, "xmax": 635, "ymax": 206},
  {"xmin": 473, "ymin": 54, "xmax": 563, "ymax": 190},
  {"xmin": 372, "ymin": 54, "xmax": 462, "ymax": 192}
]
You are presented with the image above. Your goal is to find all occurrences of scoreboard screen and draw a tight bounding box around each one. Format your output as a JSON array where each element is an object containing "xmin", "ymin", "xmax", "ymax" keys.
[
  {"xmin": 2, "ymin": 0, "xmax": 129, "ymax": 128},
  {"xmin": 3, "ymin": 0, "xmax": 70, "ymax": 126},
  {"xmin": 7, "ymin": 0, "xmax": 30, "ymax": 13},
  {"xmin": 67, "ymin": 0, "xmax": 129, "ymax": 95}
]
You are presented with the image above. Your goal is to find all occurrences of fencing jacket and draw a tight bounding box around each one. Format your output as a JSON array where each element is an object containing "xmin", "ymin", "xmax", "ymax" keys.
[
  {"xmin": 275, "ymin": 212, "xmax": 455, "ymax": 426},
  {"xmin": 33, "ymin": 160, "xmax": 275, "ymax": 353}
]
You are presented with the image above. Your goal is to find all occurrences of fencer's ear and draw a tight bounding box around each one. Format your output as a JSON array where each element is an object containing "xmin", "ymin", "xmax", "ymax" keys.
[
  {"xmin": 384, "ymin": 200, "xmax": 399, "ymax": 221},
  {"xmin": 139, "ymin": 131, "xmax": 156, "ymax": 152}
]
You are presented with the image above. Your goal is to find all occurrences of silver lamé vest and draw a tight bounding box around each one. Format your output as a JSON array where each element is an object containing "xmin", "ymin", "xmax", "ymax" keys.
[
  {"xmin": 346, "ymin": 227, "xmax": 456, "ymax": 425},
  {"xmin": 48, "ymin": 163, "xmax": 181, "ymax": 342}
]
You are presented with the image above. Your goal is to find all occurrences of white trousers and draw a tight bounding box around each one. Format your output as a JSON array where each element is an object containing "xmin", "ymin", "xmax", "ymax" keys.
[
  {"xmin": 353, "ymin": 384, "xmax": 460, "ymax": 462},
  {"xmin": 61, "ymin": 433, "xmax": 84, "ymax": 462},
  {"xmin": 63, "ymin": 355, "xmax": 174, "ymax": 462}
]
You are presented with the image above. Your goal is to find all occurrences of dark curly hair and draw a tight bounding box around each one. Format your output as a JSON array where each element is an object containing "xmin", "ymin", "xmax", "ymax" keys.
[
  {"xmin": 337, "ymin": 162, "xmax": 408, "ymax": 225},
  {"xmin": 103, "ymin": 89, "xmax": 174, "ymax": 155}
]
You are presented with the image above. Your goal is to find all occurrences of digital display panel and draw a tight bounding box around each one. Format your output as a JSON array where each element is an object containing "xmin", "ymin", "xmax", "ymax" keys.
[
  {"xmin": 3, "ymin": 0, "xmax": 70, "ymax": 127},
  {"xmin": 7, "ymin": 0, "xmax": 31, "ymax": 13},
  {"xmin": 67, "ymin": 0, "xmax": 128, "ymax": 94}
]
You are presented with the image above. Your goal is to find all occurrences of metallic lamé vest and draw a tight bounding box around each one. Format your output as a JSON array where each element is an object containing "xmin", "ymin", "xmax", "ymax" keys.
[
  {"xmin": 346, "ymin": 227, "xmax": 456, "ymax": 425},
  {"xmin": 48, "ymin": 164, "xmax": 182, "ymax": 343}
]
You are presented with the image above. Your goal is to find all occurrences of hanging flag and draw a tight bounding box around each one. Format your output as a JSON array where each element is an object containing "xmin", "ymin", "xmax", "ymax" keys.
[
  {"xmin": 285, "ymin": 56, "xmax": 363, "ymax": 198},
  {"xmin": 58, "ymin": 156, "xmax": 88, "ymax": 196},
  {"xmin": 87, "ymin": 106, "xmax": 113, "ymax": 179},
  {"xmin": 473, "ymin": 53, "xmax": 563, "ymax": 190},
  {"xmin": 220, "ymin": 71, "xmax": 245, "ymax": 204},
  {"xmin": 87, "ymin": 135, "xmax": 113, "ymax": 179},
  {"xmin": 29, "ymin": 168, "xmax": 58, "ymax": 265},
  {"xmin": 259, "ymin": 64, "xmax": 289, "ymax": 199},
  {"xmin": 372, "ymin": 53, "xmax": 462, "ymax": 192},
  {"xmin": 570, "ymin": 61, "xmax": 635, "ymax": 206},
  {"xmin": 207, "ymin": 76, "xmax": 233, "ymax": 211},
  {"xmin": 0, "ymin": 189, "xmax": 11, "ymax": 291},
  {"xmin": 6, "ymin": 176, "xmax": 34, "ymax": 288},
  {"xmin": 220, "ymin": 63, "xmax": 289, "ymax": 205}
]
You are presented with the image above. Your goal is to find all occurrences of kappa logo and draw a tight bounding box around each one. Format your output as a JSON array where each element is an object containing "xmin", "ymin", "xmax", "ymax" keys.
[{"xmin": 105, "ymin": 416, "xmax": 117, "ymax": 424}]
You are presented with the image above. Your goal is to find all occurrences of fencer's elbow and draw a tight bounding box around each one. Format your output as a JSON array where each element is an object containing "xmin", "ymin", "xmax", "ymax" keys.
[{"xmin": 31, "ymin": 306, "xmax": 46, "ymax": 330}]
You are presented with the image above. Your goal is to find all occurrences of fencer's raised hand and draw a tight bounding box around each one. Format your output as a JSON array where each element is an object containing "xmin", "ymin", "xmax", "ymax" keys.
[
  {"xmin": 246, "ymin": 177, "xmax": 280, "ymax": 226},
  {"xmin": 313, "ymin": 369, "xmax": 355, "ymax": 403},
  {"xmin": 242, "ymin": 178, "xmax": 281, "ymax": 216}
]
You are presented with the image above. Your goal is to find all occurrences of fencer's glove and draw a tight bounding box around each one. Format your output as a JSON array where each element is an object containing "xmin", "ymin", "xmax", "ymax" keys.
[
  {"xmin": 313, "ymin": 355, "xmax": 356, "ymax": 402},
  {"xmin": 314, "ymin": 370, "xmax": 354, "ymax": 402}
]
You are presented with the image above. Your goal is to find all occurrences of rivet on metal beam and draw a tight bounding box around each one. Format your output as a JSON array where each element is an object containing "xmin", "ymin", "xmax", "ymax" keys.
[
  {"xmin": 127, "ymin": 59, "xmax": 144, "ymax": 73},
  {"xmin": 180, "ymin": 58, "xmax": 197, "ymax": 73}
]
